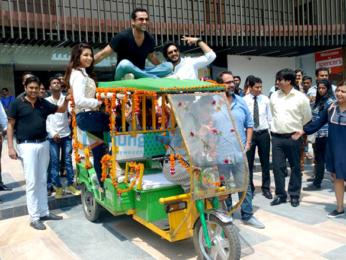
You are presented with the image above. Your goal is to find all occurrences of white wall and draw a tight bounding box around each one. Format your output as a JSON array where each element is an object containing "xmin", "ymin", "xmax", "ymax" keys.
[
  {"xmin": 295, "ymin": 53, "xmax": 316, "ymax": 84},
  {"xmin": 227, "ymin": 55, "xmax": 296, "ymax": 95}
]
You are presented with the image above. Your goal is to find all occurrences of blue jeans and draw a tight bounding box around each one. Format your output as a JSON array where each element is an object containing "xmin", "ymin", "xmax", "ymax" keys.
[
  {"xmin": 115, "ymin": 59, "xmax": 173, "ymax": 80},
  {"xmin": 48, "ymin": 136, "xmax": 74, "ymax": 187},
  {"xmin": 47, "ymin": 160, "xmax": 53, "ymax": 189},
  {"xmin": 76, "ymin": 112, "xmax": 110, "ymax": 185},
  {"xmin": 305, "ymin": 141, "xmax": 309, "ymax": 154},
  {"xmin": 218, "ymin": 164, "xmax": 253, "ymax": 220}
]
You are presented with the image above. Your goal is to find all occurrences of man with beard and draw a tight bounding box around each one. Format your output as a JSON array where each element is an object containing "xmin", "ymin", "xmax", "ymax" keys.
[
  {"xmin": 94, "ymin": 7, "xmax": 173, "ymax": 80},
  {"xmin": 162, "ymin": 38, "xmax": 216, "ymax": 80},
  {"xmin": 215, "ymin": 71, "xmax": 265, "ymax": 229},
  {"xmin": 46, "ymin": 77, "xmax": 80, "ymax": 200}
]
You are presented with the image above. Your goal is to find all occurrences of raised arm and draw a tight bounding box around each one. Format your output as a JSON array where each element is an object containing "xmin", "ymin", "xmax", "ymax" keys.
[{"xmin": 94, "ymin": 45, "xmax": 114, "ymax": 65}]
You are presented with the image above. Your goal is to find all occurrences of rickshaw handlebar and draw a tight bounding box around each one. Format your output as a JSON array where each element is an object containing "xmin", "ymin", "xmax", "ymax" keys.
[{"xmin": 159, "ymin": 194, "xmax": 191, "ymax": 204}]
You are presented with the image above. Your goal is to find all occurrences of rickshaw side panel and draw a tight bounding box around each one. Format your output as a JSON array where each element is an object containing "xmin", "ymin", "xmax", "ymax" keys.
[
  {"xmin": 77, "ymin": 163, "xmax": 135, "ymax": 216},
  {"xmin": 134, "ymin": 185, "xmax": 184, "ymax": 222}
]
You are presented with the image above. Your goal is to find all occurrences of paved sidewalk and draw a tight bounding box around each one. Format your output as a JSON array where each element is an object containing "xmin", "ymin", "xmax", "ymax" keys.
[{"xmin": 1, "ymin": 139, "xmax": 345, "ymax": 259}]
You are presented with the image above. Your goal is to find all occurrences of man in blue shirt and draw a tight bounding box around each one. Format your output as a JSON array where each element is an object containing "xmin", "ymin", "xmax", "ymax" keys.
[
  {"xmin": 1, "ymin": 88, "xmax": 15, "ymax": 115},
  {"xmin": 215, "ymin": 70, "xmax": 265, "ymax": 229}
]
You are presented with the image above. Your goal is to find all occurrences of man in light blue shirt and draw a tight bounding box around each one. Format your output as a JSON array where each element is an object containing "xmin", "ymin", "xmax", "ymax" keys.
[{"xmin": 214, "ymin": 70, "xmax": 265, "ymax": 229}]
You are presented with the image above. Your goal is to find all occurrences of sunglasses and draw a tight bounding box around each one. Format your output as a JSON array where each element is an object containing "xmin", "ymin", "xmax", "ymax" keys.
[
  {"xmin": 167, "ymin": 49, "xmax": 179, "ymax": 55},
  {"xmin": 136, "ymin": 18, "xmax": 150, "ymax": 22}
]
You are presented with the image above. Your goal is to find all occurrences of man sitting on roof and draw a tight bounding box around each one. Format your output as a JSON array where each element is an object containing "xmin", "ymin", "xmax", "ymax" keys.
[
  {"xmin": 162, "ymin": 38, "xmax": 216, "ymax": 80},
  {"xmin": 94, "ymin": 7, "xmax": 174, "ymax": 80}
]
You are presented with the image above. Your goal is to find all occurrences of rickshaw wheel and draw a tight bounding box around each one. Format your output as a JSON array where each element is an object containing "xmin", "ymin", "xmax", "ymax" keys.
[
  {"xmin": 193, "ymin": 215, "xmax": 241, "ymax": 260},
  {"xmin": 81, "ymin": 183, "xmax": 101, "ymax": 222}
]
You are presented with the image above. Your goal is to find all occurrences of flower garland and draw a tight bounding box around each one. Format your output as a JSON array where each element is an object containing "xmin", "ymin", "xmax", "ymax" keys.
[{"xmin": 193, "ymin": 167, "xmax": 221, "ymax": 187}]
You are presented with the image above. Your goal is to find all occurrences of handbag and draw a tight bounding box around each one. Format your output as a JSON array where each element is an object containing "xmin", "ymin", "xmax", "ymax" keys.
[{"xmin": 307, "ymin": 133, "xmax": 316, "ymax": 144}]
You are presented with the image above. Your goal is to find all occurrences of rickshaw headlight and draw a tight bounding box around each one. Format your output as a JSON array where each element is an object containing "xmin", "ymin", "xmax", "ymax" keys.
[{"xmin": 164, "ymin": 201, "xmax": 187, "ymax": 213}]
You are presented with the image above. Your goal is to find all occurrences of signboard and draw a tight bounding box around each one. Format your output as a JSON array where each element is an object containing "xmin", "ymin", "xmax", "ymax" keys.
[
  {"xmin": 315, "ymin": 48, "xmax": 343, "ymax": 74},
  {"xmin": 115, "ymin": 134, "xmax": 145, "ymax": 160}
]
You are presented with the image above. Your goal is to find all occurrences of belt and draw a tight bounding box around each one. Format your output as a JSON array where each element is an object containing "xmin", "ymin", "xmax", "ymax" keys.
[
  {"xmin": 253, "ymin": 129, "xmax": 268, "ymax": 135},
  {"xmin": 271, "ymin": 132, "xmax": 294, "ymax": 138},
  {"xmin": 17, "ymin": 138, "xmax": 47, "ymax": 144}
]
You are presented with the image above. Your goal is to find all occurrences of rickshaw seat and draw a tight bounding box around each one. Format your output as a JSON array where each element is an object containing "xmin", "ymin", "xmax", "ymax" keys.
[{"xmin": 118, "ymin": 173, "xmax": 176, "ymax": 190}]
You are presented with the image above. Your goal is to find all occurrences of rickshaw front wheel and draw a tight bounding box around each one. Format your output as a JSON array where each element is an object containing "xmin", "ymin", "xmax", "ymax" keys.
[
  {"xmin": 81, "ymin": 183, "xmax": 101, "ymax": 222},
  {"xmin": 193, "ymin": 215, "xmax": 241, "ymax": 260}
]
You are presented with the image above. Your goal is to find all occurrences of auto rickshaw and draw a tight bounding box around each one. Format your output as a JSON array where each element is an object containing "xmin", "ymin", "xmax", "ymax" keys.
[{"xmin": 71, "ymin": 78, "xmax": 249, "ymax": 260}]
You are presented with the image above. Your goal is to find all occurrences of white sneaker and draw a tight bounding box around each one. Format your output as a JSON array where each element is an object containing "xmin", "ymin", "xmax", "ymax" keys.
[
  {"xmin": 243, "ymin": 217, "xmax": 265, "ymax": 229},
  {"xmin": 164, "ymin": 74, "xmax": 180, "ymax": 80},
  {"xmin": 121, "ymin": 73, "xmax": 135, "ymax": 80}
]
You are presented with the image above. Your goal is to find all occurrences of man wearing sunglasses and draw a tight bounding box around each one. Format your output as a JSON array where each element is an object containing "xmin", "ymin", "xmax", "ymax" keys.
[
  {"xmin": 214, "ymin": 71, "xmax": 265, "ymax": 229},
  {"xmin": 162, "ymin": 38, "xmax": 216, "ymax": 80},
  {"xmin": 94, "ymin": 7, "xmax": 173, "ymax": 80}
]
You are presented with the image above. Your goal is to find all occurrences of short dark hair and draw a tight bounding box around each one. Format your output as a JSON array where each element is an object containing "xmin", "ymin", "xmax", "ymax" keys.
[
  {"xmin": 276, "ymin": 68, "xmax": 296, "ymax": 86},
  {"xmin": 22, "ymin": 71, "xmax": 34, "ymax": 80},
  {"xmin": 131, "ymin": 7, "xmax": 148, "ymax": 20},
  {"xmin": 302, "ymin": 76, "xmax": 312, "ymax": 82},
  {"xmin": 295, "ymin": 69, "xmax": 304, "ymax": 75},
  {"xmin": 55, "ymin": 73, "xmax": 64, "ymax": 78},
  {"xmin": 162, "ymin": 41, "xmax": 179, "ymax": 60},
  {"xmin": 315, "ymin": 67, "xmax": 329, "ymax": 77},
  {"xmin": 24, "ymin": 76, "xmax": 41, "ymax": 87},
  {"xmin": 216, "ymin": 71, "xmax": 233, "ymax": 84},
  {"xmin": 234, "ymin": 76, "xmax": 241, "ymax": 82},
  {"xmin": 248, "ymin": 77, "xmax": 262, "ymax": 87},
  {"xmin": 49, "ymin": 76, "xmax": 60, "ymax": 85},
  {"xmin": 2, "ymin": 88, "xmax": 9, "ymax": 92}
]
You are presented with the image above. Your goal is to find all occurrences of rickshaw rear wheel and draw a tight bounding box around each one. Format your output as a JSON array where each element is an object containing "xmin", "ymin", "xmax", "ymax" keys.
[
  {"xmin": 193, "ymin": 215, "xmax": 241, "ymax": 260},
  {"xmin": 81, "ymin": 183, "xmax": 101, "ymax": 222}
]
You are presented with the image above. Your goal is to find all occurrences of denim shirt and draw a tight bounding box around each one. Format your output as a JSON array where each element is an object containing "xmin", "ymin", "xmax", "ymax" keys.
[{"xmin": 312, "ymin": 97, "xmax": 336, "ymax": 138}]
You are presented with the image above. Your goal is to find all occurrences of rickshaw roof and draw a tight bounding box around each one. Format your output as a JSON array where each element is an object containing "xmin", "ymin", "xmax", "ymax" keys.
[{"xmin": 98, "ymin": 78, "xmax": 226, "ymax": 93}]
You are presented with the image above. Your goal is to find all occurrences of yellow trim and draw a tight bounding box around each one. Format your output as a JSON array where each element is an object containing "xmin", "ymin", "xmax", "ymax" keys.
[
  {"xmin": 121, "ymin": 100, "xmax": 126, "ymax": 132},
  {"xmin": 152, "ymin": 97, "xmax": 156, "ymax": 130},
  {"xmin": 126, "ymin": 209, "xmax": 135, "ymax": 215},
  {"xmin": 136, "ymin": 164, "xmax": 145, "ymax": 190},
  {"xmin": 142, "ymin": 96, "xmax": 146, "ymax": 132},
  {"xmin": 124, "ymin": 162, "xmax": 129, "ymax": 184},
  {"xmin": 161, "ymin": 95, "xmax": 166, "ymax": 130},
  {"xmin": 159, "ymin": 194, "xmax": 191, "ymax": 204},
  {"xmin": 132, "ymin": 214, "xmax": 193, "ymax": 242}
]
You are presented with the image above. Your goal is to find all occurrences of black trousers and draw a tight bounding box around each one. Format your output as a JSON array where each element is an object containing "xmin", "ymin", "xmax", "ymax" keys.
[
  {"xmin": 246, "ymin": 131, "xmax": 271, "ymax": 193},
  {"xmin": 272, "ymin": 135, "xmax": 303, "ymax": 198},
  {"xmin": 313, "ymin": 137, "xmax": 327, "ymax": 186}
]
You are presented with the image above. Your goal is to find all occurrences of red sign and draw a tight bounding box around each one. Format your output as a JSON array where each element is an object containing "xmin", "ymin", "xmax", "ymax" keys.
[{"xmin": 315, "ymin": 48, "xmax": 343, "ymax": 74}]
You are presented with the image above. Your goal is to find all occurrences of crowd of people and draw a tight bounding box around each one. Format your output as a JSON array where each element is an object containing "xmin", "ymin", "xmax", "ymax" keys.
[{"xmin": 0, "ymin": 7, "xmax": 345, "ymax": 232}]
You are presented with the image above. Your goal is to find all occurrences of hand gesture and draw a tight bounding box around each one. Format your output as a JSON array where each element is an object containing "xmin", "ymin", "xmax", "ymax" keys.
[
  {"xmin": 53, "ymin": 134, "xmax": 61, "ymax": 143},
  {"xmin": 291, "ymin": 130, "xmax": 304, "ymax": 141},
  {"xmin": 181, "ymin": 36, "xmax": 199, "ymax": 46}
]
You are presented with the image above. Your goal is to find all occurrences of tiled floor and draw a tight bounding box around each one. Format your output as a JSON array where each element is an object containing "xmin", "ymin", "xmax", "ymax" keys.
[{"xmin": 0, "ymin": 140, "xmax": 345, "ymax": 260}]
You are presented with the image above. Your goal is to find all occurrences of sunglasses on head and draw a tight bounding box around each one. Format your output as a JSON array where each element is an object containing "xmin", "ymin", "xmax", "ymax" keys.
[{"xmin": 167, "ymin": 49, "xmax": 179, "ymax": 55}]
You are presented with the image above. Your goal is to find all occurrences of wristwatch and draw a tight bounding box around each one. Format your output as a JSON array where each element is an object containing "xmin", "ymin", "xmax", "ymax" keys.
[
  {"xmin": 246, "ymin": 140, "xmax": 252, "ymax": 145},
  {"xmin": 196, "ymin": 38, "xmax": 203, "ymax": 44}
]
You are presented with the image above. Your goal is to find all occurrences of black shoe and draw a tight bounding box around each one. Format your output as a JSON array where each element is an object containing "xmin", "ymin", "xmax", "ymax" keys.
[
  {"xmin": 327, "ymin": 209, "xmax": 345, "ymax": 218},
  {"xmin": 303, "ymin": 184, "xmax": 321, "ymax": 191},
  {"xmin": 47, "ymin": 188, "xmax": 52, "ymax": 197},
  {"xmin": 30, "ymin": 220, "xmax": 46, "ymax": 230},
  {"xmin": 0, "ymin": 184, "xmax": 12, "ymax": 191},
  {"xmin": 270, "ymin": 196, "xmax": 287, "ymax": 206},
  {"xmin": 290, "ymin": 197, "xmax": 300, "ymax": 207},
  {"xmin": 262, "ymin": 190, "xmax": 273, "ymax": 199},
  {"xmin": 307, "ymin": 175, "xmax": 316, "ymax": 182},
  {"xmin": 40, "ymin": 213, "xmax": 63, "ymax": 221}
]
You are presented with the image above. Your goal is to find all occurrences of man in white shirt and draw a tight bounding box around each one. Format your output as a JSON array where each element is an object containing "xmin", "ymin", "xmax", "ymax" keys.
[
  {"xmin": 162, "ymin": 37, "xmax": 216, "ymax": 80},
  {"xmin": 46, "ymin": 77, "xmax": 81, "ymax": 199},
  {"xmin": 307, "ymin": 67, "xmax": 337, "ymax": 106},
  {"xmin": 270, "ymin": 69, "xmax": 311, "ymax": 208},
  {"xmin": 243, "ymin": 77, "xmax": 273, "ymax": 199}
]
